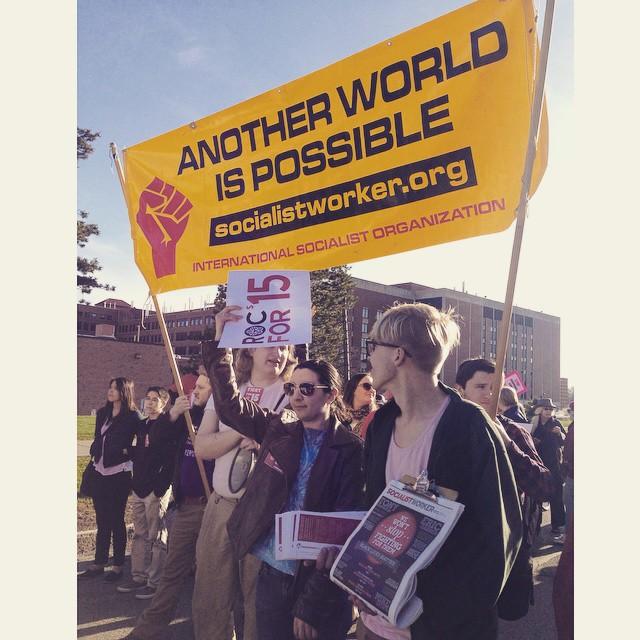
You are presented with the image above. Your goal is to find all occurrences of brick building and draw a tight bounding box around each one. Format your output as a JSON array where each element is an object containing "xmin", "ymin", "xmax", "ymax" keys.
[
  {"xmin": 77, "ymin": 336, "xmax": 171, "ymax": 415},
  {"xmin": 77, "ymin": 298, "xmax": 215, "ymax": 357},
  {"xmin": 78, "ymin": 280, "xmax": 562, "ymax": 409}
]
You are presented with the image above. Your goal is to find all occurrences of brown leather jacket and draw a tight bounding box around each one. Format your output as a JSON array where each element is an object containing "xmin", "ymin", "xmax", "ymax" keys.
[{"xmin": 202, "ymin": 340, "xmax": 364, "ymax": 629}]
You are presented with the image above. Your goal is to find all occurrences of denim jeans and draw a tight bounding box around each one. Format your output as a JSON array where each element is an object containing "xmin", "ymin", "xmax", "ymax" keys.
[{"xmin": 255, "ymin": 563, "xmax": 352, "ymax": 640}]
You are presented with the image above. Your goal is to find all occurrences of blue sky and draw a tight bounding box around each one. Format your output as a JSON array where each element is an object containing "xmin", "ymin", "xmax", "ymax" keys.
[{"xmin": 78, "ymin": 0, "xmax": 575, "ymax": 377}]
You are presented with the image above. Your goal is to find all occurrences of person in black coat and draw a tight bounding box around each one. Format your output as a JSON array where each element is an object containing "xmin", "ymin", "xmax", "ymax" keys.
[
  {"xmin": 116, "ymin": 387, "xmax": 178, "ymax": 599},
  {"xmin": 318, "ymin": 303, "xmax": 521, "ymax": 640},
  {"xmin": 531, "ymin": 398, "xmax": 566, "ymax": 539},
  {"xmin": 79, "ymin": 377, "xmax": 138, "ymax": 581},
  {"xmin": 498, "ymin": 386, "xmax": 528, "ymax": 423}
]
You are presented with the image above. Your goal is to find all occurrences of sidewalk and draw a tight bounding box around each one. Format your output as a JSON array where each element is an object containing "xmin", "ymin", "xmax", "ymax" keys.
[
  {"xmin": 78, "ymin": 440, "xmax": 92, "ymax": 456},
  {"xmin": 77, "ymin": 511, "xmax": 565, "ymax": 639}
]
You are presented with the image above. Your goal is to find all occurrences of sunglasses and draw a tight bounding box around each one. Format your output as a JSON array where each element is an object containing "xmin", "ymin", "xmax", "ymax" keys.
[
  {"xmin": 365, "ymin": 339, "xmax": 412, "ymax": 358},
  {"xmin": 283, "ymin": 382, "xmax": 330, "ymax": 397},
  {"xmin": 358, "ymin": 382, "xmax": 374, "ymax": 391}
]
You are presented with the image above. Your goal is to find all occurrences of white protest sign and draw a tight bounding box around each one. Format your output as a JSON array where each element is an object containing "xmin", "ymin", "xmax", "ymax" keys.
[{"xmin": 219, "ymin": 270, "xmax": 312, "ymax": 348}]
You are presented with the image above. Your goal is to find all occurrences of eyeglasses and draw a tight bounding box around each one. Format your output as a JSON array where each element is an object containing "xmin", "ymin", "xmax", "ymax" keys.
[
  {"xmin": 365, "ymin": 339, "xmax": 412, "ymax": 358},
  {"xmin": 283, "ymin": 382, "xmax": 330, "ymax": 397},
  {"xmin": 358, "ymin": 382, "xmax": 373, "ymax": 391}
]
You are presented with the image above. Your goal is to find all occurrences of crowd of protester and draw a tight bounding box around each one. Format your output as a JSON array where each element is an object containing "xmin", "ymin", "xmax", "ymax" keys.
[{"xmin": 79, "ymin": 302, "xmax": 573, "ymax": 640}]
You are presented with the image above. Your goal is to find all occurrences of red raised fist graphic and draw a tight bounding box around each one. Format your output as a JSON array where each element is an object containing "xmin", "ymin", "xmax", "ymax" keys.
[{"xmin": 136, "ymin": 177, "xmax": 193, "ymax": 278}]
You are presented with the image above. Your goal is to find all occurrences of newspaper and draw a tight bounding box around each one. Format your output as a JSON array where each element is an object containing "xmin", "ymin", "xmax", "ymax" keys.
[
  {"xmin": 330, "ymin": 480, "xmax": 465, "ymax": 629},
  {"xmin": 275, "ymin": 510, "xmax": 367, "ymax": 561}
]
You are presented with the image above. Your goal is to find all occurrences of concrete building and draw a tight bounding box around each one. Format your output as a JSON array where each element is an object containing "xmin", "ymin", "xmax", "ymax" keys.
[
  {"xmin": 349, "ymin": 278, "xmax": 561, "ymax": 404},
  {"xmin": 559, "ymin": 377, "xmax": 569, "ymax": 409}
]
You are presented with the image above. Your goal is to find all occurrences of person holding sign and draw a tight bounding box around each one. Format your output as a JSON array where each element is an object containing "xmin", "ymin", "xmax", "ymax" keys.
[
  {"xmin": 191, "ymin": 330, "xmax": 298, "ymax": 640},
  {"xmin": 343, "ymin": 304, "xmax": 521, "ymax": 640},
  {"xmin": 127, "ymin": 375, "xmax": 214, "ymax": 640},
  {"xmin": 202, "ymin": 305, "xmax": 364, "ymax": 640}
]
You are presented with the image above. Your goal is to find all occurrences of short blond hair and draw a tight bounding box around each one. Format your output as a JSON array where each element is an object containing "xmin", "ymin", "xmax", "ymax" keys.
[
  {"xmin": 234, "ymin": 345, "xmax": 298, "ymax": 385},
  {"xmin": 369, "ymin": 303, "xmax": 460, "ymax": 374}
]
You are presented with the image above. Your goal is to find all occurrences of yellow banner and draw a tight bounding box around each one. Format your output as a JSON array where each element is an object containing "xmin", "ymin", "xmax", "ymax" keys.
[{"xmin": 123, "ymin": 0, "xmax": 547, "ymax": 293}]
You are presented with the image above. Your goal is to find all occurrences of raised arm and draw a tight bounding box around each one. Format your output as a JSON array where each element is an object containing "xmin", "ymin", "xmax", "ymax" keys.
[{"xmin": 201, "ymin": 305, "xmax": 274, "ymax": 443}]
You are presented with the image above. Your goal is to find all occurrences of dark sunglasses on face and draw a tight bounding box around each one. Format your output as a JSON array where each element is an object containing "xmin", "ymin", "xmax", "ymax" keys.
[
  {"xmin": 359, "ymin": 382, "xmax": 373, "ymax": 391},
  {"xmin": 283, "ymin": 382, "xmax": 330, "ymax": 397},
  {"xmin": 365, "ymin": 338, "xmax": 412, "ymax": 358}
]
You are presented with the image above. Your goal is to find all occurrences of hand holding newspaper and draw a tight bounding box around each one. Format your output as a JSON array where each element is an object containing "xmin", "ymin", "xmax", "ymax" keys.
[
  {"xmin": 275, "ymin": 511, "xmax": 367, "ymax": 561},
  {"xmin": 329, "ymin": 480, "xmax": 465, "ymax": 629}
]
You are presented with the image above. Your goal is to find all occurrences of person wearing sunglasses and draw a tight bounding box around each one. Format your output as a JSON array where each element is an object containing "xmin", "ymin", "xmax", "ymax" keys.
[
  {"xmin": 191, "ymin": 341, "xmax": 297, "ymax": 640},
  {"xmin": 326, "ymin": 303, "xmax": 521, "ymax": 640},
  {"xmin": 343, "ymin": 373, "xmax": 379, "ymax": 439},
  {"xmin": 201, "ymin": 305, "xmax": 364, "ymax": 640}
]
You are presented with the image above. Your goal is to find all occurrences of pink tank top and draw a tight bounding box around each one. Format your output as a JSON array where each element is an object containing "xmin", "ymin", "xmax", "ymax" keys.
[{"xmin": 361, "ymin": 396, "xmax": 450, "ymax": 640}]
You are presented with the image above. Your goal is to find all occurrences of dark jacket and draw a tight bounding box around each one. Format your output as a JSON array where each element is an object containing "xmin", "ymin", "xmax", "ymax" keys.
[
  {"xmin": 503, "ymin": 404, "xmax": 528, "ymax": 423},
  {"xmin": 203, "ymin": 339, "xmax": 364, "ymax": 630},
  {"xmin": 496, "ymin": 415, "xmax": 547, "ymax": 620},
  {"xmin": 149, "ymin": 404, "xmax": 214, "ymax": 504},
  {"xmin": 132, "ymin": 414, "xmax": 178, "ymax": 498},
  {"xmin": 364, "ymin": 384, "xmax": 522, "ymax": 640},
  {"xmin": 531, "ymin": 416, "xmax": 565, "ymax": 476},
  {"xmin": 90, "ymin": 406, "xmax": 137, "ymax": 468}
]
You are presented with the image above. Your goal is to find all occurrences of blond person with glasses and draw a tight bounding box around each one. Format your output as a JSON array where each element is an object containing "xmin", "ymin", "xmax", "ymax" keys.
[
  {"xmin": 325, "ymin": 304, "xmax": 521, "ymax": 640},
  {"xmin": 201, "ymin": 305, "xmax": 364, "ymax": 640}
]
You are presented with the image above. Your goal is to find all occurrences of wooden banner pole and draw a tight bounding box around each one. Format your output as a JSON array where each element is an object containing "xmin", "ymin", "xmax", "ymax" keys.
[
  {"xmin": 489, "ymin": 0, "xmax": 555, "ymax": 420},
  {"xmin": 109, "ymin": 142, "xmax": 211, "ymax": 499}
]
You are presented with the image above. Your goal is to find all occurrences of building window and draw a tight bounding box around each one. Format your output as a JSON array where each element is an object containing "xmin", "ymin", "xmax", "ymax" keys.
[
  {"xmin": 362, "ymin": 307, "xmax": 369, "ymax": 319},
  {"xmin": 361, "ymin": 323, "xmax": 368, "ymax": 334}
]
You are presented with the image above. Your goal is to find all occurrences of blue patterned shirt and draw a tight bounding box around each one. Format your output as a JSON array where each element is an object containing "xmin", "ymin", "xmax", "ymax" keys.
[{"xmin": 252, "ymin": 427, "xmax": 326, "ymax": 574}]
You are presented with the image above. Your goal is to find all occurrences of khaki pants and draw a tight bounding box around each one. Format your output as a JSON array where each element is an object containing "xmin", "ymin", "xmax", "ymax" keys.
[
  {"xmin": 130, "ymin": 489, "xmax": 171, "ymax": 588},
  {"xmin": 193, "ymin": 491, "xmax": 262, "ymax": 640},
  {"xmin": 133, "ymin": 500, "xmax": 206, "ymax": 639}
]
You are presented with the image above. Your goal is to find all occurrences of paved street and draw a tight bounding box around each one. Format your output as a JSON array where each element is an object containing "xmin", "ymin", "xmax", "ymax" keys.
[
  {"xmin": 78, "ymin": 440, "xmax": 92, "ymax": 456},
  {"xmin": 77, "ymin": 510, "xmax": 564, "ymax": 639}
]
